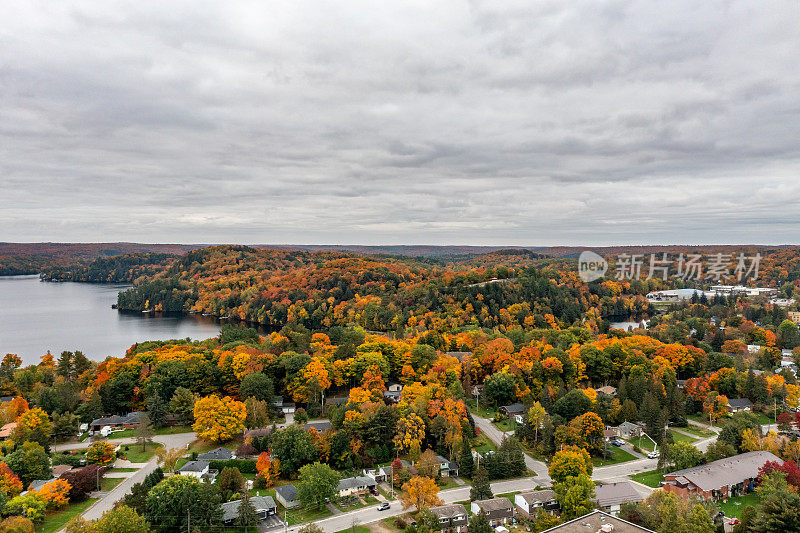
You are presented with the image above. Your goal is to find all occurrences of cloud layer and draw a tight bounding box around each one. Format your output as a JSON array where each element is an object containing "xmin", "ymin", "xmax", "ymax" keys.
[{"xmin": 2, "ymin": 0, "xmax": 799, "ymax": 245}]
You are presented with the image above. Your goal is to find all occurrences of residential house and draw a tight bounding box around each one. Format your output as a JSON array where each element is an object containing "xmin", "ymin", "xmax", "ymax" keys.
[
  {"xmin": 197, "ymin": 447, "xmax": 235, "ymax": 461},
  {"xmin": 500, "ymin": 403, "xmax": 525, "ymax": 423},
  {"xmin": 221, "ymin": 495, "xmax": 277, "ymax": 525},
  {"xmin": 594, "ymin": 482, "xmax": 643, "ymax": 516},
  {"xmin": 514, "ymin": 490, "xmax": 559, "ymax": 518},
  {"xmin": 663, "ymin": 451, "xmax": 780, "ymax": 500},
  {"xmin": 615, "ymin": 422, "xmax": 641, "ymax": 439},
  {"xmin": 596, "ymin": 386, "xmax": 617, "ymax": 397},
  {"xmin": 603, "ymin": 428, "xmax": 617, "ymax": 442},
  {"xmin": 52, "ymin": 465, "xmax": 73, "ymax": 478},
  {"xmin": 325, "ymin": 397, "xmax": 349, "ymax": 410},
  {"xmin": 540, "ymin": 510, "xmax": 655, "ymax": 533},
  {"xmin": 273, "ymin": 398, "xmax": 296, "ymax": 415},
  {"xmin": 244, "ymin": 427, "xmax": 274, "ymax": 441},
  {"xmin": 436, "ymin": 455, "xmax": 459, "ymax": 477},
  {"xmin": 789, "ymin": 311, "xmax": 800, "ymax": 325},
  {"xmin": 387, "ymin": 382, "xmax": 403, "ymax": 393},
  {"xmin": 470, "ymin": 498, "xmax": 514, "ymax": 526},
  {"xmin": 275, "ymin": 484, "xmax": 300, "ymax": 509},
  {"xmin": 89, "ymin": 411, "xmax": 143, "ymax": 433},
  {"xmin": 383, "ymin": 390, "xmax": 402, "ymax": 404},
  {"xmin": 304, "ymin": 420, "xmax": 333, "ymax": 433},
  {"xmin": 429, "ymin": 504, "xmax": 468, "ymax": 533},
  {"xmin": 727, "ymin": 398, "xmax": 754, "ymax": 414},
  {"xmin": 0, "ymin": 422, "xmax": 16, "ymax": 441},
  {"xmin": 177, "ymin": 460, "xmax": 213, "ymax": 480},
  {"xmin": 337, "ymin": 476, "xmax": 377, "ymax": 498},
  {"xmin": 363, "ymin": 467, "xmax": 389, "ymax": 483}
]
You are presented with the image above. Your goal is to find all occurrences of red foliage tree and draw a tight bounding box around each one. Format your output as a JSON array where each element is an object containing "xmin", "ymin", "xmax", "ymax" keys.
[{"xmin": 759, "ymin": 460, "xmax": 800, "ymax": 488}]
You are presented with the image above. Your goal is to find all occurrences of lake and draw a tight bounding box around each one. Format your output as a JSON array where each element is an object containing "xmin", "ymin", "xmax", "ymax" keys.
[{"xmin": 0, "ymin": 275, "xmax": 227, "ymax": 364}]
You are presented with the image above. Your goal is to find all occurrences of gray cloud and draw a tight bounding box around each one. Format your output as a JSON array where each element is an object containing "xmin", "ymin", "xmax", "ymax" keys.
[{"xmin": 1, "ymin": 0, "xmax": 799, "ymax": 246}]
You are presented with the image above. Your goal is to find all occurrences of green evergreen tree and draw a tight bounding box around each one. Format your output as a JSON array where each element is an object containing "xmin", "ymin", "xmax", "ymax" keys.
[{"xmin": 470, "ymin": 467, "xmax": 492, "ymax": 501}]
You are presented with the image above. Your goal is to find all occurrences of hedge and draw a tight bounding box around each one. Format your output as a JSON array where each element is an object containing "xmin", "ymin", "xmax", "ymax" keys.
[{"xmin": 209, "ymin": 459, "xmax": 257, "ymax": 474}]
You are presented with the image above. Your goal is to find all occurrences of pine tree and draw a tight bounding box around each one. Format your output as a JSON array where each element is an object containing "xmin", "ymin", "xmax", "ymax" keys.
[
  {"xmin": 238, "ymin": 492, "xmax": 259, "ymax": 532},
  {"xmin": 469, "ymin": 510, "xmax": 492, "ymax": 533},
  {"xmin": 459, "ymin": 443, "xmax": 474, "ymax": 479},
  {"xmin": 470, "ymin": 467, "xmax": 492, "ymax": 501}
]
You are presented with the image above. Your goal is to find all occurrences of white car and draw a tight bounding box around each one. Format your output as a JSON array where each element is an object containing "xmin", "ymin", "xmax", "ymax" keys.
[{"xmin": 647, "ymin": 451, "xmax": 660, "ymax": 459}]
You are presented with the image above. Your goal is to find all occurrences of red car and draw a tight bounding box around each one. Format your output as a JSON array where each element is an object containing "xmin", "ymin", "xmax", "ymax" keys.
[{"xmin": 728, "ymin": 518, "xmax": 740, "ymax": 525}]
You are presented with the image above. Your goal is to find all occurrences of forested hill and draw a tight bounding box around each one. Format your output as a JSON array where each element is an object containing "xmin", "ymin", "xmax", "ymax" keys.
[{"xmin": 107, "ymin": 245, "xmax": 652, "ymax": 336}]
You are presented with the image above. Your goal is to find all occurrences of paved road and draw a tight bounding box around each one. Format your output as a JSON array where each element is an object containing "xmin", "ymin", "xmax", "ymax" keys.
[
  {"xmin": 314, "ymin": 477, "xmax": 540, "ymax": 533},
  {"xmin": 56, "ymin": 432, "xmax": 197, "ymax": 530},
  {"xmin": 54, "ymin": 431, "xmax": 197, "ymax": 453}
]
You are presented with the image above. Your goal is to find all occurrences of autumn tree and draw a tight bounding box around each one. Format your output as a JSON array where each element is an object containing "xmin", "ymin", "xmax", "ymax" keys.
[
  {"xmin": 393, "ymin": 413, "xmax": 426, "ymax": 454},
  {"xmin": 154, "ymin": 447, "xmax": 184, "ymax": 473},
  {"xmin": 12, "ymin": 407, "xmax": 51, "ymax": 446},
  {"xmin": 548, "ymin": 446, "xmax": 593, "ymax": 483},
  {"xmin": 192, "ymin": 395, "xmax": 246, "ymax": 443},
  {"xmin": 554, "ymin": 473, "xmax": 595, "ymax": 520},
  {"xmin": 38, "ymin": 479, "xmax": 71, "ymax": 509},
  {"xmin": 93, "ymin": 505, "xmax": 151, "ymax": 533},
  {"xmin": 0, "ymin": 462, "xmax": 23, "ymax": 497},
  {"xmin": 417, "ymin": 449, "xmax": 440, "ymax": 480},
  {"xmin": 399, "ymin": 475, "xmax": 442, "ymax": 511},
  {"xmin": 297, "ymin": 462, "xmax": 340, "ymax": 510},
  {"xmin": 86, "ymin": 440, "xmax": 116, "ymax": 467}
]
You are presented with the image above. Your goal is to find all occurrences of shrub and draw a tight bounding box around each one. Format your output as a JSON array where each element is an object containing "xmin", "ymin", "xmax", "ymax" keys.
[{"xmin": 208, "ymin": 459, "xmax": 257, "ymax": 474}]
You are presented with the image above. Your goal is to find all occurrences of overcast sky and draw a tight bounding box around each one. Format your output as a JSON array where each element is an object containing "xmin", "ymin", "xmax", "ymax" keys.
[{"xmin": 1, "ymin": 1, "xmax": 799, "ymax": 246}]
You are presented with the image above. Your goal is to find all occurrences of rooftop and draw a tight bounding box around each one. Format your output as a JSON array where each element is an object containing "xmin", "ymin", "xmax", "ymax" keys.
[
  {"xmin": 275, "ymin": 484, "xmax": 298, "ymax": 501},
  {"xmin": 594, "ymin": 482, "xmax": 643, "ymax": 508},
  {"xmin": 541, "ymin": 510, "xmax": 655, "ymax": 533},
  {"xmin": 177, "ymin": 460, "xmax": 210, "ymax": 473},
  {"xmin": 197, "ymin": 447, "xmax": 234, "ymax": 461},
  {"xmin": 430, "ymin": 504, "xmax": 467, "ymax": 519},
  {"xmin": 221, "ymin": 495, "xmax": 276, "ymax": 522},
  {"xmin": 517, "ymin": 489, "xmax": 557, "ymax": 505},
  {"xmin": 666, "ymin": 451, "xmax": 780, "ymax": 492},
  {"xmin": 473, "ymin": 498, "xmax": 513, "ymax": 512}
]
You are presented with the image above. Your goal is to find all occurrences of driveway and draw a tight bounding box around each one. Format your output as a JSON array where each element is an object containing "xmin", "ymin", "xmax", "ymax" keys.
[
  {"xmin": 260, "ymin": 514, "xmax": 285, "ymax": 531},
  {"xmin": 471, "ymin": 414, "xmax": 551, "ymax": 484}
]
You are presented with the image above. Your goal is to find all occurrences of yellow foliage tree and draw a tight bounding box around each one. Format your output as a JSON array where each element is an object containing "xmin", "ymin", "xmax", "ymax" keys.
[
  {"xmin": 393, "ymin": 413, "xmax": 426, "ymax": 454},
  {"xmin": 399, "ymin": 475, "xmax": 442, "ymax": 510},
  {"xmin": 193, "ymin": 395, "xmax": 247, "ymax": 443}
]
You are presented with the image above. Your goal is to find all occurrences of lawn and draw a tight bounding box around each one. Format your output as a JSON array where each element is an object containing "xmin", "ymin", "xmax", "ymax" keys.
[
  {"xmin": 466, "ymin": 399, "xmax": 498, "ymax": 419},
  {"xmin": 679, "ymin": 425, "xmax": 715, "ymax": 438},
  {"xmin": 592, "ymin": 445, "xmax": 636, "ymax": 467},
  {"xmin": 437, "ymin": 477, "xmax": 459, "ymax": 490},
  {"xmin": 334, "ymin": 526, "xmax": 371, "ymax": 533},
  {"xmin": 336, "ymin": 497, "xmax": 368, "ymax": 512},
  {"xmin": 668, "ymin": 429, "xmax": 699, "ymax": 444},
  {"xmin": 493, "ymin": 418, "xmax": 516, "ymax": 433},
  {"xmin": 40, "ymin": 498, "xmax": 99, "ymax": 533},
  {"xmin": 718, "ymin": 492, "xmax": 761, "ymax": 519},
  {"xmin": 472, "ymin": 434, "xmax": 497, "ymax": 454},
  {"xmin": 284, "ymin": 505, "xmax": 333, "ymax": 525},
  {"xmin": 107, "ymin": 425, "xmax": 193, "ymax": 439},
  {"xmin": 120, "ymin": 442, "xmax": 159, "ymax": 463},
  {"xmin": 100, "ymin": 476, "xmax": 123, "ymax": 492},
  {"xmin": 495, "ymin": 491, "xmax": 520, "ymax": 504},
  {"xmin": 626, "ymin": 436, "xmax": 655, "ymax": 452},
  {"xmin": 377, "ymin": 486, "xmax": 396, "ymax": 501},
  {"xmin": 630, "ymin": 469, "xmax": 664, "ymax": 488},
  {"xmin": 106, "ymin": 467, "xmax": 138, "ymax": 473}
]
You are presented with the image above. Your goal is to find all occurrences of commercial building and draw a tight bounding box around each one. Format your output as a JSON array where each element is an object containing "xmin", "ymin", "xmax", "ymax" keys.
[{"xmin": 541, "ymin": 510, "xmax": 655, "ymax": 533}]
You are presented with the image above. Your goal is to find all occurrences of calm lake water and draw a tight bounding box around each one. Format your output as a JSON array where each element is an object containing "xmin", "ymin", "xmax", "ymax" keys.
[{"xmin": 0, "ymin": 275, "xmax": 226, "ymax": 364}]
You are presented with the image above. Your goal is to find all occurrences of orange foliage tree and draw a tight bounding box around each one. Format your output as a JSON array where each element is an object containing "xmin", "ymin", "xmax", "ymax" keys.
[
  {"xmin": 399, "ymin": 475, "xmax": 442, "ymax": 510},
  {"xmin": 193, "ymin": 395, "xmax": 247, "ymax": 443}
]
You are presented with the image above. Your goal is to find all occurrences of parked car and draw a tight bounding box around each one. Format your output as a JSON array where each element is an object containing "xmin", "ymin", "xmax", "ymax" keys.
[
  {"xmin": 729, "ymin": 518, "xmax": 740, "ymax": 525},
  {"xmin": 611, "ymin": 439, "xmax": 623, "ymax": 447},
  {"xmin": 377, "ymin": 503, "xmax": 390, "ymax": 511},
  {"xmin": 647, "ymin": 451, "xmax": 660, "ymax": 459}
]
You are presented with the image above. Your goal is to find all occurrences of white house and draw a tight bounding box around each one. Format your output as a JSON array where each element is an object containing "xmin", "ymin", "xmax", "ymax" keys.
[
  {"xmin": 515, "ymin": 490, "xmax": 559, "ymax": 518},
  {"xmin": 176, "ymin": 460, "xmax": 212, "ymax": 480}
]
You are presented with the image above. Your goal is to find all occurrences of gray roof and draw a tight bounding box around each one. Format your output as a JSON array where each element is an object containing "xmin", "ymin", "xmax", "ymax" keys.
[
  {"xmin": 177, "ymin": 460, "xmax": 210, "ymax": 473},
  {"xmin": 501, "ymin": 403, "xmax": 525, "ymax": 414},
  {"xmin": 325, "ymin": 397, "xmax": 349, "ymax": 405},
  {"xmin": 666, "ymin": 451, "xmax": 780, "ymax": 492},
  {"xmin": 197, "ymin": 447, "xmax": 234, "ymax": 461},
  {"xmin": 517, "ymin": 490, "xmax": 557, "ymax": 505},
  {"xmin": 617, "ymin": 421, "xmax": 640, "ymax": 431},
  {"xmin": 89, "ymin": 411, "xmax": 143, "ymax": 427},
  {"xmin": 304, "ymin": 420, "xmax": 333, "ymax": 432},
  {"xmin": 430, "ymin": 504, "xmax": 467, "ymax": 519},
  {"xmin": 27, "ymin": 479, "xmax": 54, "ymax": 492},
  {"xmin": 221, "ymin": 496, "xmax": 276, "ymax": 522},
  {"xmin": 473, "ymin": 498, "xmax": 513, "ymax": 512},
  {"xmin": 337, "ymin": 476, "xmax": 376, "ymax": 491},
  {"xmin": 594, "ymin": 482, "xmax": 642, "ymax": 508},
  {"xmin": 275, "ymin": 484, "xmax": 298, "ymax": 502},
  {"xmin": 541, "ymin": 510, "xmax": 655, "ymax": 533},
  {"xmin": 727, "ymin": 398, "xmax": 754, "ymax": 409}
]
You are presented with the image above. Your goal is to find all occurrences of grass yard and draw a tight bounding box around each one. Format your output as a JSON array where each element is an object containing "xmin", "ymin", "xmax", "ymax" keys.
[
  {"xmin": 107, "ymin": 467, "xmax": 138, "ymax": 473},
  {"xmin": 378, "ymin": 486, "xmax": 396, "ymax": 500},
  {"xmin": 495, "ymin": 491, "xmax": 520, "ymax": 504},
  {"xmin": 626, "ymin": 437, "xmax": 655, "ymax": 452},
  {"xmin": 493, "ymin": 418, "xmax": 516, "ymax": 432},
  {"xmin": 592, "ymin": 445, "xmax": 636, "ymax": 467},
  {"xmin": 99, "ymin": 477, "xmax": 124, "ymax": 492},
  {"xmin": 629, "ymin": 469, "xmax": 664, "ymax": 488},
  {"xmin": 40, "ymin": 498, "xmax": 99, "ymax": 533},
  {"xmin": 108, "ymin": 425, "xmax": 194, "ymax": 439},
  {"xmin": 718, "ymin": 492, "xmax": 761, "ymax": 519},
  {"xmin": 472, "ymin": 434, "xmax": 497, "ymax": 453},
  {"xmin": 437, "ymin": 477, "xmax": 459, "ymax": 490},
  {"xmin": 336, "ymin": 497, "xmax": 368, "ymax": 512},
  {"xmin": 668, "ymin": 429, "xmax": 699, "ymax": 444},
  {"xmin": 120, "ymin": 442, "xmax": 159, "ymax": 463},
  {"xmin": 466, "ymin": 399, "xmax": 498, "ymax": 419},
  {"xmin": 284, "ymin": 505, "xmax": 333, "ymax": 525},
  {"xmin": 334, "ymin": 526, "xmax": 371, "ymax": 533},
  {"xmin": 679, "ymin": 425, "xmax": 715, "ymax": 438}
]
